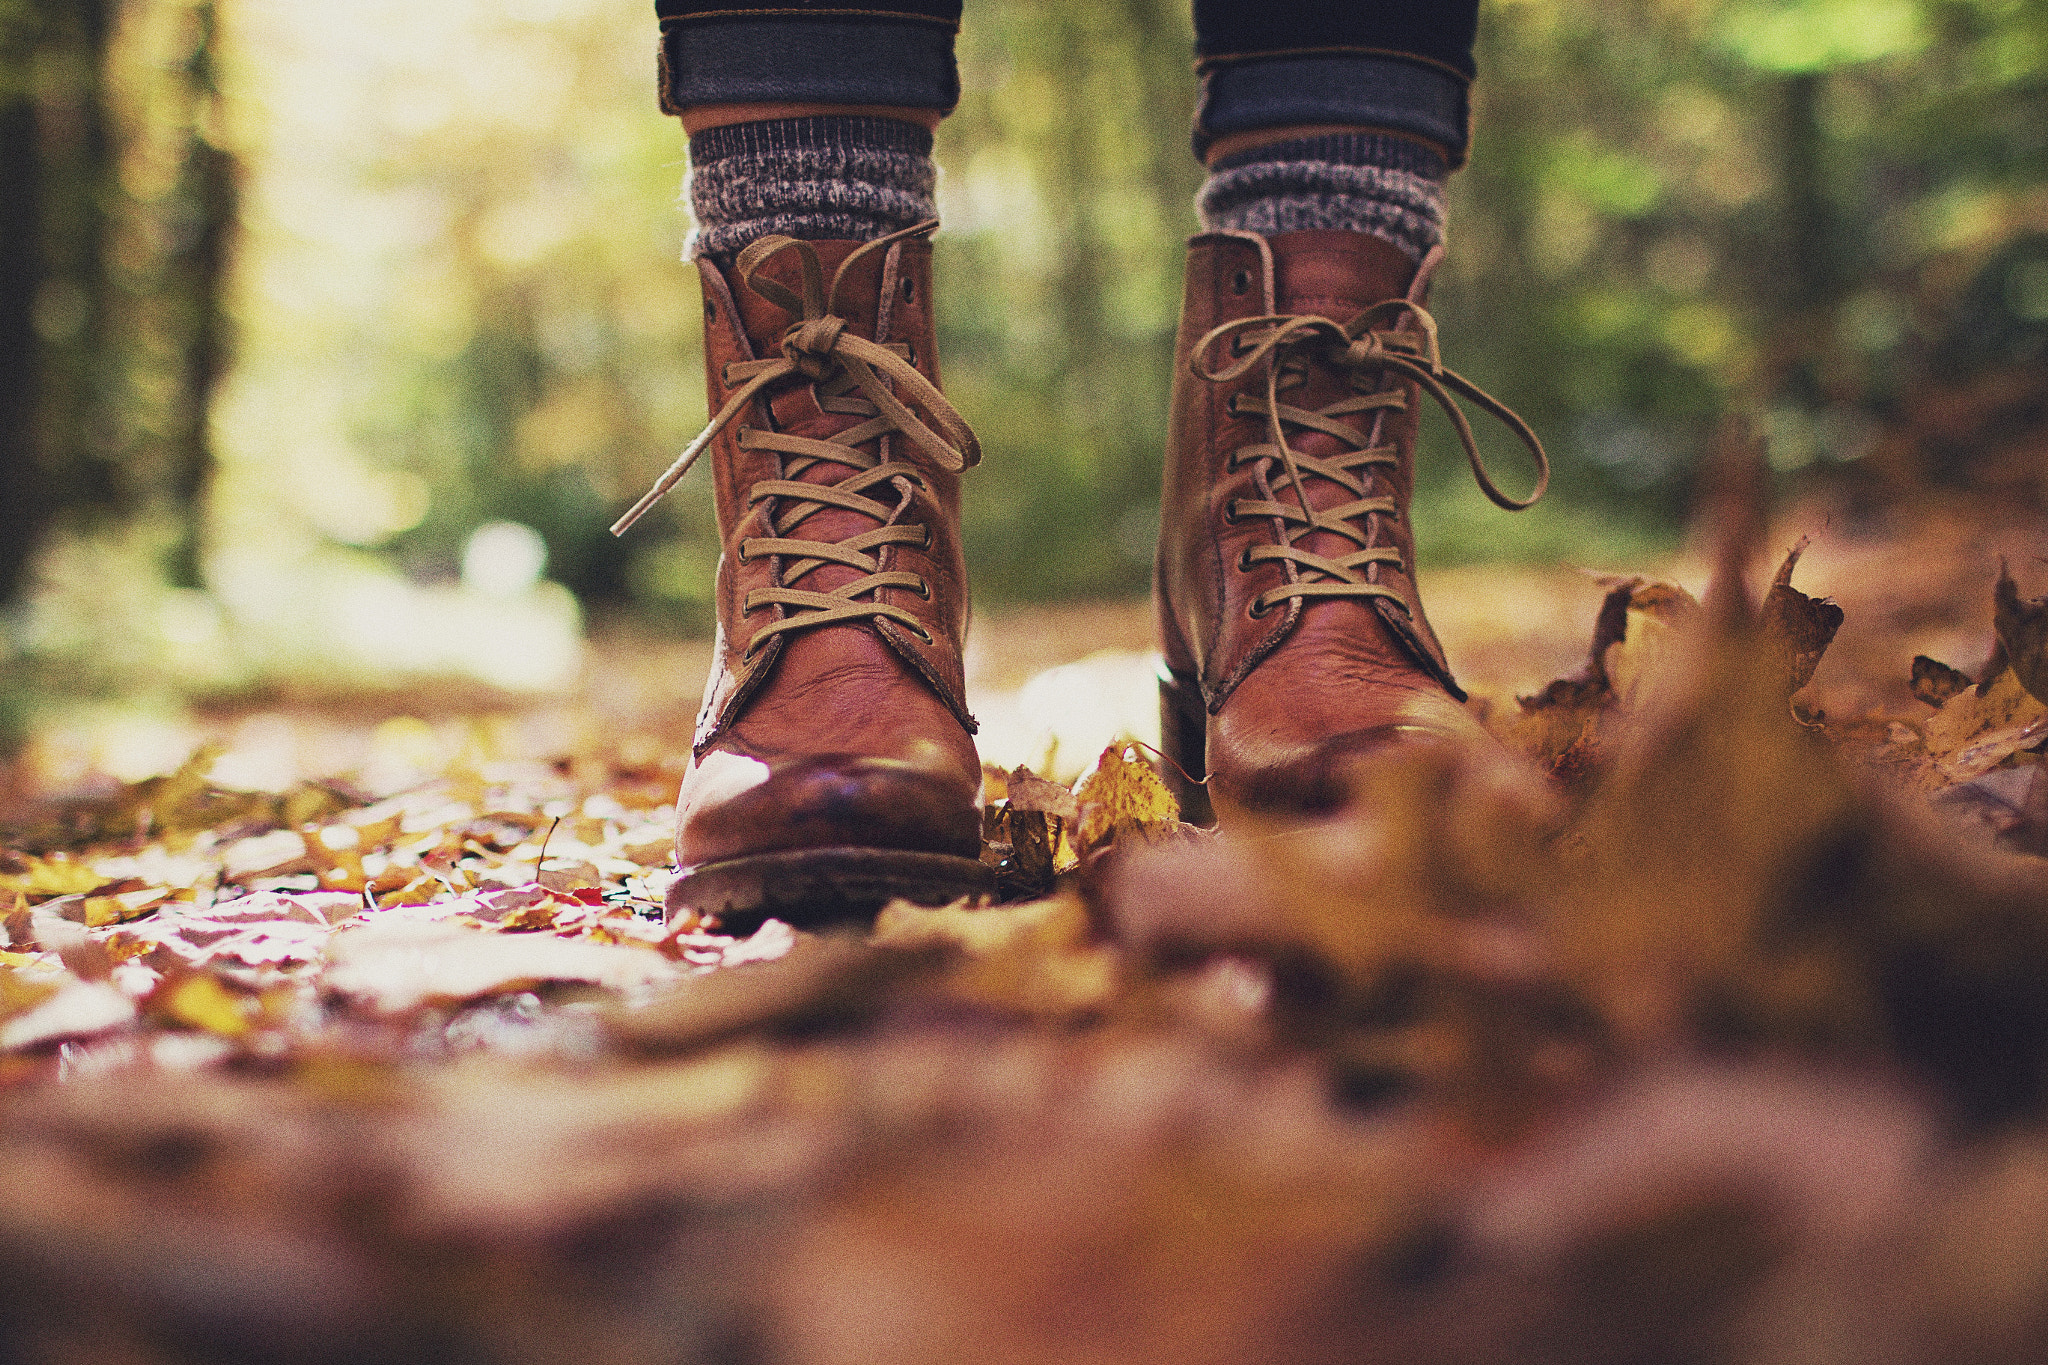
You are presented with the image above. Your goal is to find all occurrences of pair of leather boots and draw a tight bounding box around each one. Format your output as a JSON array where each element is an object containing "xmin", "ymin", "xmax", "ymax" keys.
[{"xmin": 614, "ymin": 223, "xmax": 1546, "ymax": 928}]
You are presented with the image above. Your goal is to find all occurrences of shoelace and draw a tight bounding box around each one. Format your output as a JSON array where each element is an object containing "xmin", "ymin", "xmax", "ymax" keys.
[
  {"xmin": 611, "ymin": 222, "xmax": 979, "ymax": 658},
  {"xmin": 1191, "ymin": 297, "xmax": 1548, "ymax": 618}
]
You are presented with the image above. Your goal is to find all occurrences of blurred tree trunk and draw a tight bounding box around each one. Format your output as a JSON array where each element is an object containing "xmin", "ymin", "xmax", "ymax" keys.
[
  {"xmin": 0, "ymin": 0, "xmax": 235, "ymax": 609},
  {"xmin": 2, "ymin": 0, "xmax": 119, "ymax": 608},
  {"xmin": 1, "ymin": 14, "xmax": 45, "ymax": 606},
  {"xmin": 159, "ymin": 0, "xmax": 234, "ymax": 589}
]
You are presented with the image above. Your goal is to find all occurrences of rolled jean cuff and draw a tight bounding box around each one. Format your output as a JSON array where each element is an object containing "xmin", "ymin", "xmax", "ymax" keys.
[
  {"xmin": 1193, "ymin": 53, "xmax": 1470, "ymax": 165},
  {"xmin": 657, "ymin": 13, "xmax": 960, "ymax": 116}
]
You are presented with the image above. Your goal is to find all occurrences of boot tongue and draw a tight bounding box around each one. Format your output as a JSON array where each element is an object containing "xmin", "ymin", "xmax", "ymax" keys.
[
  {"xmin": 1262, "ymin": 231, "xmax": 1421, "ymax": 571},
  {"xmin": 1269, "ymin": 230, "xmax": 1416, "ymax": 323},
  {"xmin": 732, "ymin": 239, "xmax": 885, "ymax": 349}
]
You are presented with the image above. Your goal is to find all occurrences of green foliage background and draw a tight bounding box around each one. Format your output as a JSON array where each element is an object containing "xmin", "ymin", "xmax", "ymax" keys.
[{"xmin": 8, "ymin": 0, "xmax": 2048, "ymax": 686}]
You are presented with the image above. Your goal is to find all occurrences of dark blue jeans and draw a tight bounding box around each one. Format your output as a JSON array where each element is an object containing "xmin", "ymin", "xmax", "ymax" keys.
[{"xmin": 655, "ymin": 2, "xmax": 1480, "ymax": 162}]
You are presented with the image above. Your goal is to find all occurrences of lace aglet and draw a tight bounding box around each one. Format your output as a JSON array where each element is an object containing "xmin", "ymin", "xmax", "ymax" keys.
[{"xmin": 610, "ymin": 433, "xmax": 713, "ymax": 536}]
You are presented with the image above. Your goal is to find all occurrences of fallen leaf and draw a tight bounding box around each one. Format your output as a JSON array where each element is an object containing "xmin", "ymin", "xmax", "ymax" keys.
[
  {"xmin": 0, "ymin": 965, "xmax": 63, "ymax": 1021},
  {"xmin": 0, "ymin": 980, "xmax": 135, "ymax": 1050},
  {"xmin": 207, "ymin": 890, "xmax": 354, "ymax": 925},
  {"xmin": 155, "ymin": 973, "xmax": 255, "ymax": 1037},
  {"xmin": 471, "ymin": 884, "xmax": 552, "ymax": 923},
  {"xmin": 1760, "ymin": 538, "xmax": 1845, "ymax": 694},
  {"xmin": 1922, "ymin": 667, "xmax": 2048, "ymax": 785},
  {"xmin": 1503, "ymin": 577, "xmax": 1701, "ymax": 785},
  {"xmin": 1005, "ymin": 767, "xmax": 1080, "ymax": 825},
  {"xmin": 0, "ymin": 856, "xmax": 105, "ymax": 900},
  {"xmin": 1598, "ymin": 578, "xmax": 1700, "ymax": 706},
  {"xmin": 1911, "ymin": 656, "xmax": 1973, "ymax": 707},
  {"xmin": 324, "ymin": 920, "xmax": 683, "ymax": 1013},
  {"xmin": 198, "ymin": 921, "xmax": 330, "ymax": 967},
  {"xmin": 1995, "ymin": 562, "xmax": 2048, "ymax": 707},
  {"xmin": 1071, "ymin": 744, "xmax": 1182, "ymax": 858},
  {"xmin": 221, "ymin": 829, "xmax": 311, "ymax": 882}
]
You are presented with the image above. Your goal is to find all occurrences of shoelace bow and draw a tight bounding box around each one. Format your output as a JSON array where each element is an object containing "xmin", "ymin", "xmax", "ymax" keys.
[
  {"xmin": 1191, "ymin": 297, "xmax": 1549, "ymax": 618},
  {"xmin": 611, "ymin": 222, "xmax": 979, "ymax": 658}
]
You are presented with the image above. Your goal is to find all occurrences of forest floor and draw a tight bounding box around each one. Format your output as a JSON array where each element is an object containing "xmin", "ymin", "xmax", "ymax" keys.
[{"xmin": 4, "ymin": 486, "xmax": 2048, "ymax": 1364}]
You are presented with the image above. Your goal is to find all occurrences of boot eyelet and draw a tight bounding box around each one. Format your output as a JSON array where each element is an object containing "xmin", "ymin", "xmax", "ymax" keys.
[
  {"xmin": 720, "ymin": 363, "xmax": 737, "ymax": 387},
  {"xmin": 912, "ymin": 579, "xmax": 933, "ymax": 600},
  {"xmin": 903, "ymin": 344, "xmax": 917, "ymax": 366},
  {"xmin": 901, "ymin": 276, "xmax": 916, "ymax": 303},
  {"xmin": 1237, "ymin": 548, "xmax": 1255, "ymax": 572},
  {"xmin": 1222, "ymin": 502, "xmax": 1243, "ymax": 524},
  {"xmin": 1231, "ymin": 268, "xmax": 1252, "ymax": 296},
  {"xmin": 910, "ymin": 624, "xmax": 934, "ymax": 644},
  {"xmin": 916, "ymin": 524, "xmax": 933, "ymax": 549},
  {"xmin": 704, "ymin": 297, "xmax": 717, "ymax": 323},
  {"xmin": 1247, "ymin": 599, "xmax": 1270, "ymax": 619}
]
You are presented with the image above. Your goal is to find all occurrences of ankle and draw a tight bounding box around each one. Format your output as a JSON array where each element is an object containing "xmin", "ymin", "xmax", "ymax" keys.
[
  {"xmin": 682, "ymin": 102, "xmax": 943, "ymax": 136},
  {"xmin": 1196, "ymin": 128, "xmax": 1449, "ymax": 263},
  {"xmin": 685, "ymin": 114, "xmax": 937, "ymax": 259}
]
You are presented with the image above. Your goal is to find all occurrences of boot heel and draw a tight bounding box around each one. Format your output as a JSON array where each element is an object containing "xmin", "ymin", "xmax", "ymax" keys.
[{"xmin": 1157, "ymin": 662, "xmax": 1214, "ymax": 827}]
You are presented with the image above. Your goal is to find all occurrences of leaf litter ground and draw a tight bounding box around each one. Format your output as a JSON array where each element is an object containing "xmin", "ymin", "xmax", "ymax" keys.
[{"xmin": 7, "ymin": 495, "xmax": 2048, "ymax": 1363}]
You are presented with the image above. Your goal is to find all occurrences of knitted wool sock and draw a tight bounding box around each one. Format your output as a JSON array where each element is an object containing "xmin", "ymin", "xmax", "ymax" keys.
[
  {"xmin": 1197, "ymin": 131, "xmax": 1447, "ymax": 262},
  {"xmin": 685, "ymin": 115, "xmax": 937, "ymax": 259}
]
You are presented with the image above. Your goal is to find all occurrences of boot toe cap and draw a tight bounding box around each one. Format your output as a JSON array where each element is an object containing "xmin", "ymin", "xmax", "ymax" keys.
[
  {"xmin": 1208, "ymin": 687, "xmax": 1491, "ymax": 819},
  {"xmin": 678, "ymin": 745, "xmax": 983, "ymax": 867}
]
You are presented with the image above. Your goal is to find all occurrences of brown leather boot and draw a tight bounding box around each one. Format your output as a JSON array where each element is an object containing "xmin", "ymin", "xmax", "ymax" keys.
[
  {"xmin": 613, "ymin": 224, "xmax": 992, "ymax": 928},
  {"xmin": 1155, "ymin": 229, "xmax": 1548, "ymax": 825}
]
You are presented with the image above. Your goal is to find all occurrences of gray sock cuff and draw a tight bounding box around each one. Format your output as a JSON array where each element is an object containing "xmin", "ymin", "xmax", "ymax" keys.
[
  {"xmin": 1198, "ymin": 133, "xmax": 1447, "ymax": 262},
  {"xmin": 685, "ymin": 116, "xmax": 937, "ymax": 259}
]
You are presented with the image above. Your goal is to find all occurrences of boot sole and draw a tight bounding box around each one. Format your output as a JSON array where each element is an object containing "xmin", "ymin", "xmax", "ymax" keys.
[{"xmin": 667, "ymin": 847, "xmax": 996, "ymax": 933}]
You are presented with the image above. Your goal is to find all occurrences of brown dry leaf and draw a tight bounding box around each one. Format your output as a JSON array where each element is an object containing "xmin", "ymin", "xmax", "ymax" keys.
[
  {"xmin": 1561, "ymin": 597, "xmax": 1870, "ymax": 1047},
  {"xmin": 1598, "ymin": 578, "xmax": 1700, "ymax": 705},
  {"xmin": 982, "ymin": 803, "xmax": 1059, "ymax": 898},
  {"xmin": 1005, "ymin": 767, "xmax": 1080, "ymax": 824},
  {"xmin": 1071, "ymin": 743, "xmax": 1183, "ymax": 858},
  {"xmin": 1995, "ymin": 562, "xmax": 2048, "ymax": 707},
  {"xmin": 874, "ymin": 894, "xmax": 1116, "ymax": 1017},
  {"xmin": 1502, "ymin": 577, "xmax": 1700, "ymax": 783},
  {"xmin": 1107, "ymin": 740, "xmax": 1580, "ymax": 1144},
  {"xmin": 1911, "ymin": 656, "xmax": 1974, "ymax": 707},
  {"xmin": 1760, "ymin": 537, "xmax": 1845, "ymax": 694}
]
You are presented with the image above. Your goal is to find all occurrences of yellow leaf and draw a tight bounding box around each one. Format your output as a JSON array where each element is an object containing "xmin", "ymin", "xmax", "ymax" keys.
[
  {"xmin": 80, "ymin": 887, "xmax": 170, "ymax": 928},
  {"xmin": 1071, "ymin": 743, "xmax": 1181, "ymax": 856},
  {"xmin": 160, "ymin": 974, "xmax": 253, "ymax": 1037},
  {"xmin": 0, "ymin": 966, "xmax": 62, "ymax": 1022},
  {"xmin": 1923, "ymin": 667, "xmax": 2048, "ymax": 785},
  {"xmin": 3, "ymin": 856, "xmax": 105, "ymax": 899},
  {"xmin": 1600, "ymin": 579, "xmax": 1699, "ymax": 706},
  {"xmin": 377, "ymin": 873, "xmax": 443, "ymax": 908}
]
